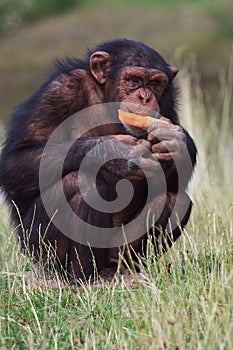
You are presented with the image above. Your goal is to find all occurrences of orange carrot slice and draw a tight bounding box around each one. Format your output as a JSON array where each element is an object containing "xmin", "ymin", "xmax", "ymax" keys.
[{"xmin": 118, "ymin": 109, "xmax": 168, "ymax": 128}]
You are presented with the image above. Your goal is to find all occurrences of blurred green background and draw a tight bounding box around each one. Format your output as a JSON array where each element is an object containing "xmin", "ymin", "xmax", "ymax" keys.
[{"xmin": 0, "ymin": 0, "xmax": 232, "ymax": 132}]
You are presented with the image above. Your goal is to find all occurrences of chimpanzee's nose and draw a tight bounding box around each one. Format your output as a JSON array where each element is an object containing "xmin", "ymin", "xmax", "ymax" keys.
[{"xmin": 138, "ymin": 88, "xmax": 152, "ymax": 104}]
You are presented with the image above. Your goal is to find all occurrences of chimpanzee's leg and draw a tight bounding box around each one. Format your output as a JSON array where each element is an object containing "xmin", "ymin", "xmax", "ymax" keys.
[
  {"xmin": 22, "ymin": 171, "xmax": 111, "ymax": 281},
  {"xmin": 108, "ymin": 191, "xmax": 192, "ymax": 263}
]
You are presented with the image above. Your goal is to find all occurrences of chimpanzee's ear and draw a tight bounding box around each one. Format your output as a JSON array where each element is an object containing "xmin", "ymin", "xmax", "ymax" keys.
[
  {"xmin": 90, "ymin": 51, "xmax": 111, "ymax": 84},
  {"xmin": 168, "ymin": 65, "xmax": 179, "ymax": 80}
]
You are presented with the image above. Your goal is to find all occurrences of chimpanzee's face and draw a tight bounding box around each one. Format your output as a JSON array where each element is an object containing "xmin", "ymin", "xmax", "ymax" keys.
[
  {"xmin": 111, "ymin": 66, "xmax": 168, "ymax": 136},
  {"xmin": 116, "ymin": 66, "xmax": 168, "ymax": 112},
  {"xmin": 89, "ymin": 48, "xmax": 174, "ymax": 137}
]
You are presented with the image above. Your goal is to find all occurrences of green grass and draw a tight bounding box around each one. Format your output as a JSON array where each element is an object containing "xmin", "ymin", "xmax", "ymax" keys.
[{"xmin": 0, "ymin": 67, "xmax": 232, "ymax": 349}]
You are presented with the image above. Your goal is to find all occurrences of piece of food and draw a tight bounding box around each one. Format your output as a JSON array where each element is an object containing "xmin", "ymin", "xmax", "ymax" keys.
[{"xmin": 118, "ymin": 109, "xmax": 168, "ymax": 128}]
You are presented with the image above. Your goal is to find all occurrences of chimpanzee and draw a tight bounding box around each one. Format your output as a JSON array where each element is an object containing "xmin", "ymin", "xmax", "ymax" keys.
[{"xmin": 0, "ymin": 39, "xmax": 197, "ymax": 282}]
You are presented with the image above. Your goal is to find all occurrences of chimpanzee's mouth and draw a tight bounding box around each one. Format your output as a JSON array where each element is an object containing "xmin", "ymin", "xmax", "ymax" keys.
[
  {"xmin": 125, "ymin": 108, "xmax": 156, "ymax": 118},
  {"xmin": 120, "ymin": 102, "xmax": 159, "ymax": 118},
  {"xmin": 118, "ymin": 103, "xmax": 160, "ymax": 139}
]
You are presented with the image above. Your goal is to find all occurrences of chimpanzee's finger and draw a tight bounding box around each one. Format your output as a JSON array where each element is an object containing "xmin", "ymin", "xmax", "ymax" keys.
[
  {"xmin": 148, "ymin": 127, "xmax": 185, "ymax": 143},
  {"xmin": 152, "ymin": 140, "xmax": 179, "ymax": 153}
]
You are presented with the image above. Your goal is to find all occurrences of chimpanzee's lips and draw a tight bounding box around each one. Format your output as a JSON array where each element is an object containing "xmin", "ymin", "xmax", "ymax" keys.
[
  {"xmin": 118, "ymin": 104, "xmax": 158, "ymax": 138},
  {"xmin": 120, "ymin": 104, "xmax": 158, "ymax": 118}
]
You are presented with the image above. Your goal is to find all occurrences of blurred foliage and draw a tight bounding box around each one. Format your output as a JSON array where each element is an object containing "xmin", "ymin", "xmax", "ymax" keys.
[
  {"xmin": 1, "ymin": 0, "xmax": 232, "ymax": 38},
  {"xmin": 0, "ymin": 0, "xmax": 81, "ymax": 35},
  {"xmin": 0, "ymin": 0, "xmax": 232, "ymax": 128},
  {"xmin": 208, "ymin": 7, "xmax": 233, "ymax": 38}
]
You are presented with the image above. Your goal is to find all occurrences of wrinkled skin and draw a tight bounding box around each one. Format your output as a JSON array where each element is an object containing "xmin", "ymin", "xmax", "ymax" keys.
[{"xmin": 0, "ymin": 39, "xmax": 197, "ymax": 283}]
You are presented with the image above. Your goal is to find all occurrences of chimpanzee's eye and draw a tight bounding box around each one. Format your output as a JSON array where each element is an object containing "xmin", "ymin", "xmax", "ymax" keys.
[
  {"xmin": 127, "ymin": 77, "xmax": 140, "ymax": 90},
  {"xmin": 150, "ymin": 80, "xmax": 160, "ymax": 94}
]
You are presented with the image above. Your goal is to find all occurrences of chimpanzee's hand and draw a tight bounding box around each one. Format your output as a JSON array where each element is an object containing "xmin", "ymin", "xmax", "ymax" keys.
[
  {"xmin": 147, "ymin": 118, "xmax": 187, "ymax": 164},
  {"xmin": 100, "ymin": 135, "xmax": 159, "ymax": 181}
]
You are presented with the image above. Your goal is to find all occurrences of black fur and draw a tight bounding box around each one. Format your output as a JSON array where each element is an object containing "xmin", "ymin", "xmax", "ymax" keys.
[{"xmin": 0, "ymin": 39, "xmax": 197, "ymax": 282}]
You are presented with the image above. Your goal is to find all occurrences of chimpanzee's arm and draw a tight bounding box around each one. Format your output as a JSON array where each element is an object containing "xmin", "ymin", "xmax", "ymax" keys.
[
  {"xmin": 147, "ymin": 121, "xmax": 197, "ymax": 192},
  {"xmin": 0, "ymin": 136, "xmax": 113, "ymax": 197},
  {"xmin": 184, "ymin": 129, "xmax": 197, "ymax": 168},
  {"xmin": 162, "ymin": 128, "xmax": 197, "ymax": 192},
  {"xmin": 0, "ymin": 69, "xmax": 103, "ymax": 197},
  {"xmin": 0, "ymin": 133, "xmax": 154, "ymax": 198}
]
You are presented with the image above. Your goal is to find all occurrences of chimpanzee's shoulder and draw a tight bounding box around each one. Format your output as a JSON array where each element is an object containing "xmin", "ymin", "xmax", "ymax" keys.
[{"xmin": 44, "ymin": 57, "xmax": 89, "ymax": 83}]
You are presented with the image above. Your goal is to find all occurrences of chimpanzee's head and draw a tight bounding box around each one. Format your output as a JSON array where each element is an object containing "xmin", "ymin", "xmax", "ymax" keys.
[{"xmin": 88, "ymin": 38, "xmax": 179, "ymax": 135}]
